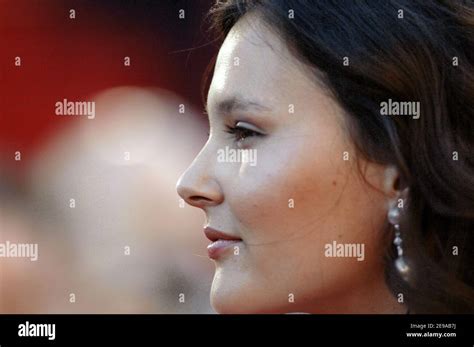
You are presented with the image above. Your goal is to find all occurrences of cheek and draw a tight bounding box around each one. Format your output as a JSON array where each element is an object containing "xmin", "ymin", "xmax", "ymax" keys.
[
  {"xmin": 227, "ymin": 129, "xmax": 349, "ymax": 244},
  {"xmin": 221, "ymin": 123, "xmax": 387, "ymax": 304}
]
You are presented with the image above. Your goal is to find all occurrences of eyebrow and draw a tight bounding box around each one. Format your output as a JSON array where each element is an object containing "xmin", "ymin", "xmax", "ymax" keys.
[{"xmin": 206, "ymin": 96, "xmax": 272, "ymax": 115}]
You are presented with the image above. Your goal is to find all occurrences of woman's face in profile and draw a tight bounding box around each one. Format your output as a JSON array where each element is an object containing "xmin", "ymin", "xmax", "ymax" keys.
[{"xmin": 177, "ymin": 13, "xmax": 400, "ymax": 313}]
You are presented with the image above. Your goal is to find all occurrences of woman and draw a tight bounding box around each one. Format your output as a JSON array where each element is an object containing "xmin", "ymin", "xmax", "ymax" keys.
[{"xmin": 177, "ymin": 0, "xmax": 474, "ymax": 314}]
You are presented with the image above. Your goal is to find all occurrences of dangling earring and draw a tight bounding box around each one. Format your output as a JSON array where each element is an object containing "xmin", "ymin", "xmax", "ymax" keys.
[{"xmin": 388, "ymin": 199, "xmax": 410, "ymax": 280}]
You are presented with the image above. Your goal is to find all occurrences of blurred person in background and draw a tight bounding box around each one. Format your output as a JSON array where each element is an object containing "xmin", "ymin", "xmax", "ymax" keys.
[{"xmin": 5, "ymin": 87, "xmax": 213, "ymax": 313}]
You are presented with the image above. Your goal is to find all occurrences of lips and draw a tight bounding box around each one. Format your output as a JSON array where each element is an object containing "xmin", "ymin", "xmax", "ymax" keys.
[
  {"xmin": 204, "ymin": 227, "xmax": 242, "ymax": 242},
  {"xmin": 204, "ymin": 226, "xmax": 242, "ymax": 260}
]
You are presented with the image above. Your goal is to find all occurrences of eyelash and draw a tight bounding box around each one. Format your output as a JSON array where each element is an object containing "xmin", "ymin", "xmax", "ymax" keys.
[{"xmin": 224, "ymin": 123, "xmax": 263, "ymax": 142}]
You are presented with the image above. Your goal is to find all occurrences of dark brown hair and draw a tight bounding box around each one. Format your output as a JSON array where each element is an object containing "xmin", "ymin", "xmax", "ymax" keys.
[{"xmin": 205, "ymin": 0, "xmax": 474, "ymax": 313}]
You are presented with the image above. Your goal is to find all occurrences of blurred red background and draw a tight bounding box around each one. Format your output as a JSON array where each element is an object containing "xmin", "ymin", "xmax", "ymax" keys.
[{"xmin": 0, "ymin": 0, "xmax": 215, "ymax": 172}]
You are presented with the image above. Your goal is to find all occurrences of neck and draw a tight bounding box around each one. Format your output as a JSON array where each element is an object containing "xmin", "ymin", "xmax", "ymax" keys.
[{"xmin": 305, "ymin": 271, "xmax": 406, "ymax": 314}]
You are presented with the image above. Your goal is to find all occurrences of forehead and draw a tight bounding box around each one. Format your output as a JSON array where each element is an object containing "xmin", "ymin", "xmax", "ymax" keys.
[{"xmin": 208, "ymin": 12, "xmax": 311, "ymax": 109}]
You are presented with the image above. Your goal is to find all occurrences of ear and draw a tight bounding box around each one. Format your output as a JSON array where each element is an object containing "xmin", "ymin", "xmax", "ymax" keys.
[
  {"xmin": 383, "ymin": 166, "xmax": 400, "ymax": 198},
  {"xmin": 383, "ymin": 166, "xmax": 410, "ymax": 208},
  {"xmin": 360, "ymin": 161, "xmax": 407, "ymax": 202}
]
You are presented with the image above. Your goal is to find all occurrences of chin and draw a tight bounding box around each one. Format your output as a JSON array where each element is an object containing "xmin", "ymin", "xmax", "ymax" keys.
[
  {"xmin": 210, "ymin": 281, "xmax": 292, "ymax": 314},
  {"xmin": 210, "ymin": 280, "xmax": 251, "ymax": 314},
  {"xmin": 210, "ymin": 295, "xmax": 245, "ymax": 314}
]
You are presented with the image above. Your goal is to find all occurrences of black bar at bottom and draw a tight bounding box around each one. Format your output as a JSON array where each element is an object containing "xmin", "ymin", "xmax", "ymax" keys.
[{"xmin": 0, "ymin": 314, "xmax": 472, "ymax": 346}]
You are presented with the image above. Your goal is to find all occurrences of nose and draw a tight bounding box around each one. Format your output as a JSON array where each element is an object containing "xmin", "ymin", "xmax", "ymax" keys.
[{"xmin": 176, "ymin": 155, "xmax": 224, "ymax": 209}]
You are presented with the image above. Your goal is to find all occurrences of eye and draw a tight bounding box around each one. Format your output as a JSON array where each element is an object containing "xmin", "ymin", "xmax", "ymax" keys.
[{"xmin": 225, "ymin": 121, "xmax": 264, "ymax": 143}]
